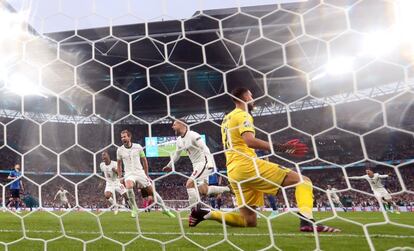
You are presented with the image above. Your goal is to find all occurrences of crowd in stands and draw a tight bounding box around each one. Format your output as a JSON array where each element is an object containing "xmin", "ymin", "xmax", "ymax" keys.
[{"xmin": 0, "ymin": 98, "xmax": 413, "ymax": 211}]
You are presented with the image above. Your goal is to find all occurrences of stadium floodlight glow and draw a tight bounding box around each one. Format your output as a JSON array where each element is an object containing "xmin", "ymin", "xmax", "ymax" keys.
[
  {"xmin": 6, "ymin": 74, "xmax": 46, "ymax": 97},
  {"xmin": 396, "ymin": 0, "xmax": 414, "ymax": 39},
  {"xmin": 0, "ymin": 9, "xmax": 30, "ymax": 40},
  {"xmin": 325, "ymin": 57, "xmax": 354, "ymax": 75},
  {"xmin": 361, "ymin": 31, "xmax": 397, "ymax": 57},
  {"xmin": 395, "ymin": 0, "xmax": 414, "ymax": 58},
  {"xmin": 311, "ymin": 57, "xmax": 354, "ymax": 81}
]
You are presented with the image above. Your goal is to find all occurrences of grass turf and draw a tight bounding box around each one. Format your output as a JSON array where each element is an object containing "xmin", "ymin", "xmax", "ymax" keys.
[{"xmin": 0, "ymin": 210, "xmax": 412, "ymax": 250}]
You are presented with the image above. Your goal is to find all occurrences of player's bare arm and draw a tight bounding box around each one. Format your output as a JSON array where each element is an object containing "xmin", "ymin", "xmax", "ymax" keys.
[
  {"xmin": 141, "ymin": 155, "xmax": 149, "ymax": 177},
  {"xmin": 163, "ymin": 149, "xmax": 182, "ymax": 172},
  {"xmin": 117, "ymin": 159, "xmax": 123, "ymax": 179}
]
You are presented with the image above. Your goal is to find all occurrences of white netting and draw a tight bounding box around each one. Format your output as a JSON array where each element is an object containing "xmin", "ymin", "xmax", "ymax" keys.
[{"xmin": 0, "ymin": 0, "xmax": 414, "ymax": 250}]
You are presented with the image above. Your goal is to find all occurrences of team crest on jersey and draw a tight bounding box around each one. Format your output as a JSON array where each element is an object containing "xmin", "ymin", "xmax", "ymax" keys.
[{"xmin": 243, "ymin": 120, "xmax": 251, "ymax": 127}]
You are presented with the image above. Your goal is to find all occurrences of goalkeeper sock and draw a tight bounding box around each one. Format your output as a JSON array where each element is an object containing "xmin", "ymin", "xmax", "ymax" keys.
[
  {"xmin": 207, "ymin": 186, "xmax": 230, "ymax": 195},
  {"xmin": 295, "ymin": 180, "xmax": 314, "ymax": 220},
  {"xmin": 205, "ymin": 211, "xmax": 247, "ymax": 227},
  {"xmin": 187, "ymin": 188, "xmax": 198, "ymax": 206},
  {"xmin": 127, "ymin": 189, "xmax": 138, "ymax": 210}
]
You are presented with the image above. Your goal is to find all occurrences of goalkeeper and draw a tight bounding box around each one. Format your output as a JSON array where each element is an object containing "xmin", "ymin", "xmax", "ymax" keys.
[{"xmin": 189, "ymin": 87, "xmax": 340, "ymax": 232}]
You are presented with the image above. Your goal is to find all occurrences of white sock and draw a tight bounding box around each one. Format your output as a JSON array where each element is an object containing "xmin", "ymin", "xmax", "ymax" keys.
[
  {"xmin": 187, "ymin": 188, "xmax": 198, "ymax": 206},
  {"xmin": 127, "ymin": 189, "xmax": 138, "ymax": 210},
  {"xmin": 207, "ymin": 186, "xmax": 230, "ymax": 195},
  {"xmin": 154, "ymin": 192, "xmax": 168, "ymax": 211}
]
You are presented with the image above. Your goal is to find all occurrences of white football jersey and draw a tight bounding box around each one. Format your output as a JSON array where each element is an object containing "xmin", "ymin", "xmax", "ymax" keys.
[
  {"xmin": 117, "ymin": 143, "xmax": 145, "ymax": 175},
  {"xmin": 364, "ymin": 173, "xmax": 387, "ymax": 190},
  {"xmin": 100, "ymin": 161, "xmax": 118, "ymax": 183},
  {"xmin": 56, "ymin": 190, "xmax": 69, "ymax": 201},
  {"xmin": 327, "ymin": 188, "xmax": 339, "ymax": 198},
  {"xmin": 175, "ymin": 130, "xmax": 214, "ymax": 166},
  {"xmin": 350, "ymin": 173, "xmax": 388, "ymax": 191}
]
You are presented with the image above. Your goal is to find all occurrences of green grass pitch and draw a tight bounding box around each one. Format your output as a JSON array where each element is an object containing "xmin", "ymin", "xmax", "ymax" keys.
[{"xmin": 0, "ymin": 210, "xmax": 412, "ymax": 250}]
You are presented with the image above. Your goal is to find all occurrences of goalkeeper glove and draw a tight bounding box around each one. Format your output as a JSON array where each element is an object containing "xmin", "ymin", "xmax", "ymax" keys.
[{"xmin": 273, "ymin": 139, "xmax": 309, "ymax": 158}]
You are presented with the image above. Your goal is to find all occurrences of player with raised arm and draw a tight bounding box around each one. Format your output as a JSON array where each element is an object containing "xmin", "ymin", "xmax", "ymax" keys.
[
  {"xmin": 326, "ymin": 185, "xmax": 347, "ymax": 212},
  {"xmin": 7, "ymin": 164, "xmax": 24, "ymax": 213},
  {"xmin": 100, "ymin": 151, "xmax": 129, "ymax": 215},
  {"xmin": 189, "ymin": 87, "xmax": 340, "ymax": 232},
  {"xmin": 348, "ymin": 168, "xmax": 400, "ymax": 214},
  {"xmin": 117, "ymin": 129, "xmax": 175, "ymax": 218},
  {"xmin": 162, "ymin": 119, "xmax": 230, "ymax": 208},
  {"xmin": 54, "ymin": 187, "xmax": 72, "ymax": 209}
]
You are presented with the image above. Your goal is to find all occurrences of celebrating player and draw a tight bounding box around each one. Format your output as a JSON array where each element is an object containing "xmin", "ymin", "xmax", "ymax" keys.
[
  {"xmin": 100, "ymin": 151, "xmax": 129, "ymax": 215},
  {"xmin": 54, "ymin": 187, "xmax": 73, "ymax": 209},
  {"xmin": 162, "ymin": 119, "xmax": 230, "ymax": 208},
  {"xmin": 189, "ymin": 87, "xmax": 340, "ymax": 232},
  {"xmin": 7, "ymin": 164, "xmax": 24, "ymax": 213},
  {"xmin": 348, "ymin": 168, "xmax": 400, "ymax": 214},
  {"xmin": 326, "ymin": 185, "xmax": 347, "ymax": 212},
  {"xmin": 117, "ymin": 129, "xmax": 175, "ymax": 218}
]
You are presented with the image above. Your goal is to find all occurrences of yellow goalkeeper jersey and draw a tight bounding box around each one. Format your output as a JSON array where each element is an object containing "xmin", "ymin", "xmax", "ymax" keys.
[{"xmin": 221, "ymin": 108, "xmax": 257, "ymax": 167}]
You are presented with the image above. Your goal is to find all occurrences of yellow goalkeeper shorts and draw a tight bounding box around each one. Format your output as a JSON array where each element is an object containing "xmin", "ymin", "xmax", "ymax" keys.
[{"xmin": 228, "ymin": 157, "xmax": 290, "ymax": 208}]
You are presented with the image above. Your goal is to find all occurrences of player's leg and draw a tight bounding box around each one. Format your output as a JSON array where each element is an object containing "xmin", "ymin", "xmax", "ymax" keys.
[
  {"xmin": 144, "ymin": 185, "xmax": 175, "ymax": 218},
  {"xmin": 337, "ymin": 200, "xmax": 347, "ymax": 212},
  {"xmin": 104, "ymin": 189, "xmax": 117, "ymax": 209},
  {"xmin": 281, "ymin": 171, "xmax": 314, "ymax": 220},
  {"xmin": 192, "ymin": 165, "xmax": 229, "ymax": 197},
  {"xmin": 255, "ymin": 159, "xmax": 340, "ymax": 232},
  {"xmin": 191, "ymin": 206, "xmax": 256, "ymax": 227},
  {"xmin": 382, "ymin": 190, "xmax": 399, "ymax": 213},
  {"xmin": 185, "ymin": 179, "xmax": 199, "ymax": 207},
  {"xmin": 267, "ymin": 194, "xmax": 279, "ymax": 218},
  {"xmin": 189, "ymin": 182, "xmax": 260, "ymax": 227},
  {"xmin": 136, "ymin": 173, "xmax": 175, "ymax": 218},
  {"xmin": 64, "ymin": 200, "xmax": 72, "ymax": 209},
  {"xmin": 189, "ymin": 183, "xmax": 258, "ymax": 227},
  {"xmin": 384, "ymin": 197, "xmax": 400, "ymax": 214},
  {"xmin": 124, "ymin": 178, "xmax": 139, "ymax": 217},
  {"xmin": 12, "ymin": 190, "xmax": 21, "ymax": 213}
]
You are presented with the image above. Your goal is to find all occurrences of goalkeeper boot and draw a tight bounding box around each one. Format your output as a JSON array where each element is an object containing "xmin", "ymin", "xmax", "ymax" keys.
[
  {"xmin": 189, "ymin": 207, "xmax": 209, "ymax": 227},
  {"xmin": 162, "ymin": 209, "xmax": 176, "ymax": 218},
  {"xmin": 298, "ymin": 213, "xmax": 340, "ymax": 232}
]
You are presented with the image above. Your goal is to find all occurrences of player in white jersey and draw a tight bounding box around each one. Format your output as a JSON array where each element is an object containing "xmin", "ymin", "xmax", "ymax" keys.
[
  {"xmin": 162, "ymin": 119, "xmax": 230, "ymax": 208},
  {"xmin": 117, "ymin": 129, "xmax": 175, "ymax": 218},
  {"xmin": 100, "ymin": 151, "xmax": 128, "ymax": 215},
  {"xmin": 349, "ymin": 168, "xmax": 400, "ymax": 214},
  {"xmin": 326, "ymin": 185, "xmax": 347, "ymax": 212},
  {"xmin": 54, "ymin": 187, "xmax": 72, "ymax": 209}
]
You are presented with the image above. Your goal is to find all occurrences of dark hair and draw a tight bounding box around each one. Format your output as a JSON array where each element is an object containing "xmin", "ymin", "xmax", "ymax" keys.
[
  {"xmin": 365, "ymin": 166, "xmax": 373, "ymax": 171},
  {"xmin": 121, "ymin": 129, "xmax": 132, "ymax": 137},
  {"xmin": 231, "ymin": 87, "xmax": 249, "ymax": 102}
]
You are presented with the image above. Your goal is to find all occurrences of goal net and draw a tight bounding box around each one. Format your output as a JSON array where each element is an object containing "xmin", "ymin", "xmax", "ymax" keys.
[{"xmin": 0, "ymin": 0, "xmax": 413, "ymax": 250}]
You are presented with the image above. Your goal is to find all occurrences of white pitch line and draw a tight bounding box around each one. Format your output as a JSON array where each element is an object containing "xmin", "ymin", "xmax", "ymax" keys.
[{"xmin": 0, "ymin": 229, "xmax": 413, "ymax": 239}]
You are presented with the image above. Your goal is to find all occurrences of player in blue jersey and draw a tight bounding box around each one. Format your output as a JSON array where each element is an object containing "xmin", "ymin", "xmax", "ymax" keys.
[
  {"xmin": 208, "ymin": 173, "xmax": 224, "ymax": 209},
  {"xmin": 7, "ymin": 164, "xmax": 24, "ymax": 213}
]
